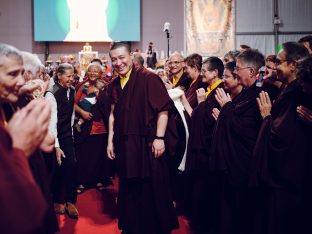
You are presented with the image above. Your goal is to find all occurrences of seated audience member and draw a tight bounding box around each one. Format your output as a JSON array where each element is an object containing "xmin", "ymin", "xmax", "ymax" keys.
[{"xmin": 0, "ymin": 43, "xmax": 51, "ymax": 234}]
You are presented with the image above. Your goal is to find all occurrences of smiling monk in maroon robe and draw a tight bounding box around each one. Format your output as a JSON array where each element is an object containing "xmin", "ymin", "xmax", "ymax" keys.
[{"xmin": 106, "ymin": 42, "xmax": 178, "ymax": 234}]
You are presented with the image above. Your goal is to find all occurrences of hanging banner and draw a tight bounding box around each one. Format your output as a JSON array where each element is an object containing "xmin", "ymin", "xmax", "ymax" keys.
[{"xmin": 185, "ymin": 0, "xmax": 235, "ymax": 57}]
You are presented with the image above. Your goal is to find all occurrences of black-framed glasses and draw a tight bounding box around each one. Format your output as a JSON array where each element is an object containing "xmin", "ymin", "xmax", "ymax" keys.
[{"xmin": 234, "ymin": 66, "xmax": 254, "ymax": 72}]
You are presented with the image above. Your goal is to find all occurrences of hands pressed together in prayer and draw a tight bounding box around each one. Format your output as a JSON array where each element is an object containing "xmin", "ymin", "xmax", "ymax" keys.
[
  {"xmin": 212, "ymin": 108, "xmax": 220, "ymax": 121},
  {"xmin": 257, "ymin": 91, "xmax": 272, "ymax": 119},
  {"xmin": 7, "ymin": 99, "xmax": 51, "ymax": 157},
  {"xmin": 215, "ymin": 88, "xmax": 232, "ymax": 107},
  {"xmin": 196, "ymin": 88, "xmax": 206, "ymax": 104},
  {"xmin": 297, "ymin": 105, "xmax": 312, "ymax": 126}
]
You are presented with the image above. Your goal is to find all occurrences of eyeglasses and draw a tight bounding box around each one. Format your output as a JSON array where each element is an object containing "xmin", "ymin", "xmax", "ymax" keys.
[
  {"xmin": 275, "ymin": 58, "xmax": 293, "ymax": 66},
  {"xmin": 234, "ymin": 66, "xmax": 254, "ymax": 72},
  {"xmin": 168, "ymin": 61, "xmax": 183, "ymax": 66}
]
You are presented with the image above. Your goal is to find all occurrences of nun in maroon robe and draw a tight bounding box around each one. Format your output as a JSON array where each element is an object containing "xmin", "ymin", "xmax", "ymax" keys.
[
  {"xmin": 250, "ymin": 63, "xmax": 312, "ymax": 234},
  {"xmin": 107, "ymin": 65, "xmax": 179, "ymax": 234},
  {"xmin": 210, "ymin": 82, "xmax": 264, "ymax": 234}
]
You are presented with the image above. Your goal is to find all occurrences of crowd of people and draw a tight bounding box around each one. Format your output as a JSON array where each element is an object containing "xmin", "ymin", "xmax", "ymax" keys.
[{"xmin": 0, "ymin": 35, "xmax": 312, "ymax": 234}]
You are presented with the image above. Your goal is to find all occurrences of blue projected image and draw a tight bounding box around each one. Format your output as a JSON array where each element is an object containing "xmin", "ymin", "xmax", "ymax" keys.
[{"xmin": 34, "ymin": 0, "xmax": 140, "ymax": 42}]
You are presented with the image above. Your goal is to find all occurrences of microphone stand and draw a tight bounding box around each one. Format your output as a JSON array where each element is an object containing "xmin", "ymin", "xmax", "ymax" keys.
[{"xmin": 166, "ymin": 30, "xmax": 170, "ymax": 58}]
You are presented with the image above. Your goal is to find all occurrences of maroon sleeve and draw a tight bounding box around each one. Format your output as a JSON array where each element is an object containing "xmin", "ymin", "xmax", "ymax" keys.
[
  {"xmin": 0, "ymin": 127, "xmax": 47, "ymax": 234},
  {"xmin": 147, "ymin": 73, "xmax": 173, "ymax": 113}
]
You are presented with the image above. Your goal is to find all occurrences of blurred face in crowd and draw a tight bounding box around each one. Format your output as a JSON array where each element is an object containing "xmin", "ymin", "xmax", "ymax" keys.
[
  {"xmin": 60, "ymin": 55, "xmax": 71, "ymax": 64},
  {"xmin": 276, "ymin": 49, "xmax": 293, "ymax": 83},
  {"xmin": 87, "ymin": 64, "xmax": 102, "ymax": 82},
  {"xmin": 201, "ymin": 63, "xmax": 216, "ymax": 85},
  {"xmin": 0, "ymin": 55, "xmax": 25, "ymax": 103},
  {"xmin": 110, "ymin": 46, "xmax": 132, "ymax": 76},
  {"xmin": 235, "ymin": 59, "xmax": 254, "ymax": 88},
  {"xmin": 223, "ymin": 68, "xmax": 238, "ymax": 91},
  {"xmin": 185, "ymin": 64, "xmax": 197, "ymax": 80},
  {"xmin": 58, "ymin": 68, "xmax": 74, "ymax": 88},
  {"xmin": 169, "ymin": 54, "xmax": 184, "ymax": 76}
]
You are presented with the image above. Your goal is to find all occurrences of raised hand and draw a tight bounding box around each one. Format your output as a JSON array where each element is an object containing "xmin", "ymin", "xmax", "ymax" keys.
[
  {"xmin": 7, "ymin": 99, "xmax": 51, "ymax": 157},
  {"xmin": 212, "ymin": 108, "xmax": 220, "ymax": 120},
  {"xmin": 215, "ymin": 88, "xmax": 232, "ymax": 107},
  {"xmin": 297, "ymin": 105, "xmax": 312, "ymax": 126},
  {"xmin": 196, "ymin": 88, "xmax": 206, "ymax": 104},
  {"xmin": 257, "ymin": 91, "xmax": 272, "ymax": 119}
]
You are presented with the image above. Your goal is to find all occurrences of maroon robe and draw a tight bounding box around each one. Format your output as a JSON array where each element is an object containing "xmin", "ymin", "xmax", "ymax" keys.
[
  {"xmin": 184, "ymin": 81, "xmax": 223, "ymax": 233},
  {"xmin": 209, "ymin": 82, "xmax": 265, "ymax": 234},
  {"xmin": 0, "ymin": 123, "xmax": 47, "ymax": 234},
  {"xmin": 185, "ymin": 75, "xmax": 208, "ymax": 109},
  {"xmin": 250, "ymin": 79, "xmax": 312, "ymax": 234},
  {"xmin": 108, "ymin": 66, "xmax": 178, "ymax": 233},
  {"xmin": 171, "ymin": 72, "xmax": 192, "ymax": 92}
]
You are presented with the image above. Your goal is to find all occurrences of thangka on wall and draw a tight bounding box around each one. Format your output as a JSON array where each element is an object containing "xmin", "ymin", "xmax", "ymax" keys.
[{"xmin": 185, "ymin": 0, "xmax": 234, "ymax": 57}]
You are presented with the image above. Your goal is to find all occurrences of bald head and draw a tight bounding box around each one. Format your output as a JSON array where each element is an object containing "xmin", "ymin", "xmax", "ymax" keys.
[{"xmin": 169, "ymin": 52, "xmax": 184, "ymax": 76}]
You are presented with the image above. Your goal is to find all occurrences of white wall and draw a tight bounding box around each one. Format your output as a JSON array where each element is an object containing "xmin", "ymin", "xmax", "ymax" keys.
[{"xmin": 0, "ymin": 0, "xmax": 185, "ymax": 62}]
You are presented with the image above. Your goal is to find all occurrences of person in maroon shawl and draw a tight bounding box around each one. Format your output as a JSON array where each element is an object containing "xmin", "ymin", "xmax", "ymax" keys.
[
  {"xmin": 210, "ymin": 49, "xmax": 273, "ymax": 234},
  {"xmin": 250, "ymin": 42, "xmax": 311, "ymax": 234},
  {"xmin": 184, "ymin": 53, "xmax": 208, "ymax": 109},
  {"xmin": 181, "ymin": 56, "xmax": 224, "ymax": 233},
  {"xmin": 106, "ymin": 42, "xmax": 178, "ymax": 234},
  {"xmin": 0, "ymin": 43, "xmax": 51, "ymax": 234}
]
